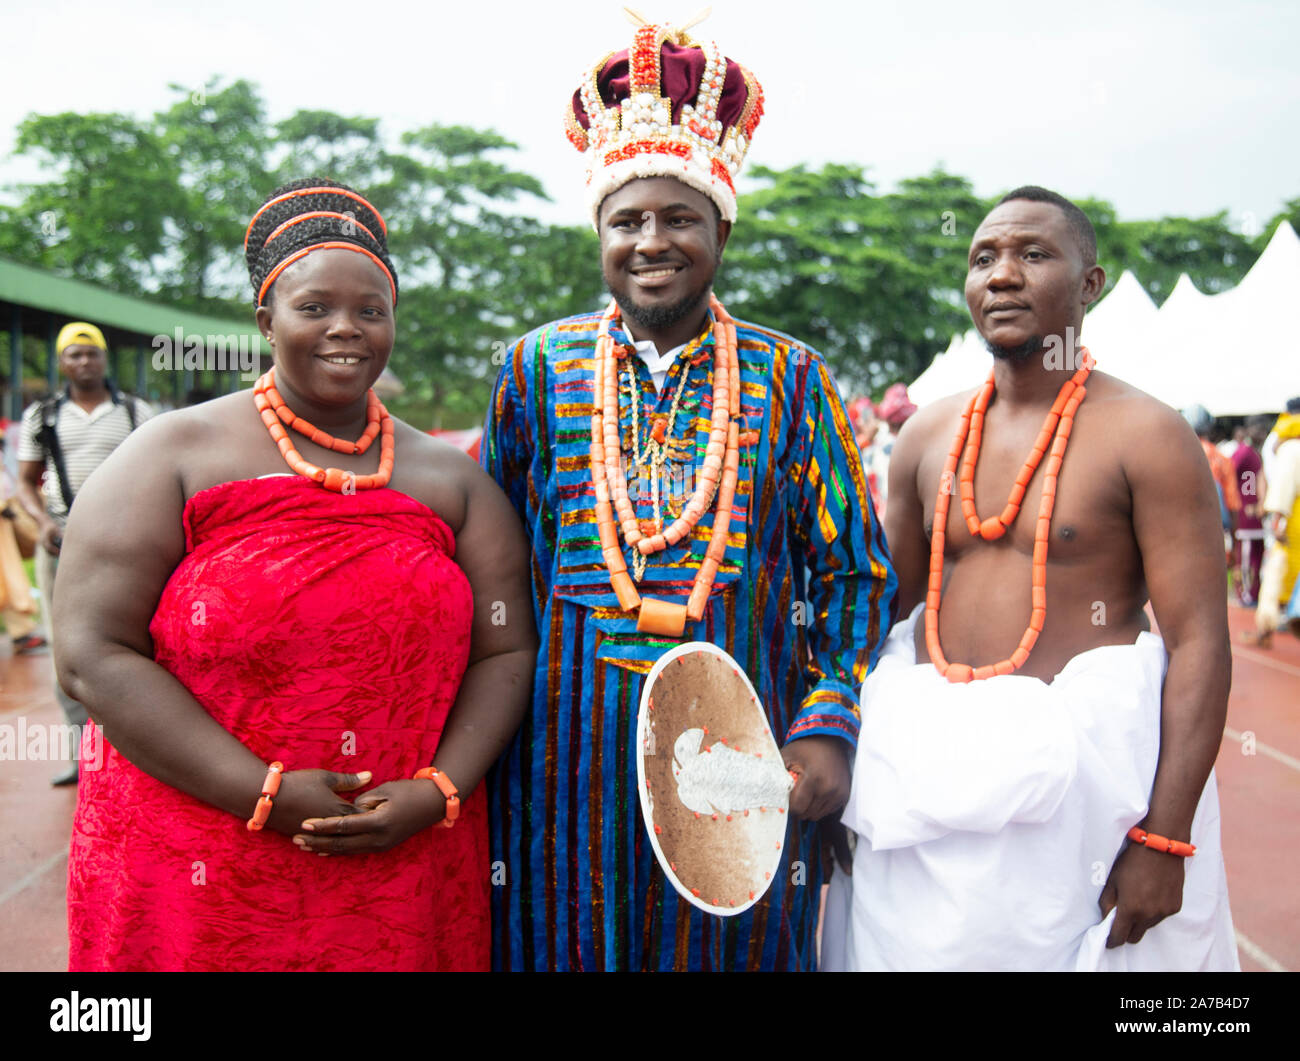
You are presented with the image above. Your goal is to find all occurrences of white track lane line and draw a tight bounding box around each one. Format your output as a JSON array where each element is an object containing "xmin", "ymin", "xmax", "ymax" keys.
[
  {"xmin": 0, "ymin": 848, "xmax": 66, "ymax": 909},
  {"xmin": 1224, "ymin": 726, "xmax": 1300, "ymax": 773},
  {"xmin": 1235, "ymin": 931, "xmax": 1288, "ymax": 972},
  {"xmin": 1233, "ymin": 645, "xmax": 1300, "ymax": 679}
]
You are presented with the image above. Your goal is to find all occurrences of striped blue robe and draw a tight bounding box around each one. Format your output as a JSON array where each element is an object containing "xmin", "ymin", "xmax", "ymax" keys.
[{"xmin": 481, "ymin": 308, "xmax": 897, "ymax": 970}]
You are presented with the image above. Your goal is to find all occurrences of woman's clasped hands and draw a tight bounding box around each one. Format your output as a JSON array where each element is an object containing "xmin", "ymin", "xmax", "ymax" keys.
[{"xmin": 263, "ymin": 768, "xmax": 448, "ymax": 856}]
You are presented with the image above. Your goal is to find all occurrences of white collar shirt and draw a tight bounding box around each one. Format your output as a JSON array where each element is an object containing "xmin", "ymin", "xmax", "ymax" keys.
[{"xmin": 624, "ymin": 332, "xmax": 690, "ymax": 394}]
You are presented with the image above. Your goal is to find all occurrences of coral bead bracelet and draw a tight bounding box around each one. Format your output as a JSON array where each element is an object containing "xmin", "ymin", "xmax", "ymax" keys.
[
  {"xmin": 413, "ymin": 766, "xmax": 460, "ymax": 828},
  {"xmin": 1128, "ymin": 826, "xmax": 1196, "ymax": 858},
  {"xmin": 246, "ymin": 761, "xmax": 284, "ymax": 831}
]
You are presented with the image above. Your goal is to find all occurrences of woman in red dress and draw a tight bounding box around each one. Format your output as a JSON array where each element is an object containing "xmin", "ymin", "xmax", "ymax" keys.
[{"xmin": 55, "ymin": 180, "xmax": 537, "ymax": 971}]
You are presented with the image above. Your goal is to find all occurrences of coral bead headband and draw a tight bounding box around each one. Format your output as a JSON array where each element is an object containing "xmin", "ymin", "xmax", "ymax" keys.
[
  {"xmin": 255, "ymin": 242, "xmax": 398, "ymax": 309},
  {"xmin": 263, "ymin": 211, "xmax": 380, "ymax": 248},
  {"xmin": 244, "ymin": 186, "xmax": 388, "ymax": 248},
  {"xmin": 247, "ymin": 187, "xmax": 397, "ymax": 307}
]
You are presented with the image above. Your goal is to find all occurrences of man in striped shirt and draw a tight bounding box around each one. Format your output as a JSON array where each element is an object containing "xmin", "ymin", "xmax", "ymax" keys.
[
  {"xmin": 16, "ymin": 322, "xmax": 153, "ymax": 784},
  {"xmin": 480, "ymin": 21, "xmax": 897, "ymax": 969}
]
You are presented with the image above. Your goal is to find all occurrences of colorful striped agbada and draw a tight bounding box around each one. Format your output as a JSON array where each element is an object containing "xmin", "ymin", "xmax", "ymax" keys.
[{"xmin": 481, "ymin": 310, "xmax": 897, "ymax": 970}]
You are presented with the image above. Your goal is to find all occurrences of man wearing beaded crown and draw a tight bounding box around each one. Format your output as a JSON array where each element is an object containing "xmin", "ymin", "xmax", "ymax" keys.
[
  {"xmin": 481, "ymin": 12, "xmax": 896, "ymax": 971},
  {"xmin": 822, "ymin": 188, "xmax": 1237, "ymax": 971}
]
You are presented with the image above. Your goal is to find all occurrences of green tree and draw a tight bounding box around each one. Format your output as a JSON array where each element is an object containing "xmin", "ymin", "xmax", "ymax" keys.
[
  {"xmin": 1111, "ymin": 213, "xmax": 1255, "ymax": 304},
  {"xmin": 378, "ymin": 124, "xmax": 603, "ymax": 427},
  {"xmin": 0, "ymin": 112, "xmax": 183, "ymax": 293},
  {"xmin": 1078, "ymin": 196, "xmax": 1144, "ymax": 298},
  {"xmin": 3, "ymin": 90, "xmax": 1291, "ymax": 418},
  {"xmin": 273, "ymin": 110, "xmax": 385, "ymax": 191},
  {"xmin": 155, "ymin": 78, "xmax": 275, "ymax": 312},
  {"xmin": 724, "ymin": 164, "xmax": 988, "ymax": 392},
  {"xmin": 1258, "ymin": 197, "xmax": 1300, "ymax": 248}
]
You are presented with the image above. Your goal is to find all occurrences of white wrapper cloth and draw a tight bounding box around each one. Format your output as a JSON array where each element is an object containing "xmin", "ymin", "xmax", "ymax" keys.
[{"xmin": 821, "ymin": 605, "xmax": 1238, "ymax": 972}]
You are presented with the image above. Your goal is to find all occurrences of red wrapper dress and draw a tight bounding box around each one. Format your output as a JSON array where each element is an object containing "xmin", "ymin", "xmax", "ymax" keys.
[{"xmin": 67, "ymin": 476, "xmax": 487, "ymax": 971}]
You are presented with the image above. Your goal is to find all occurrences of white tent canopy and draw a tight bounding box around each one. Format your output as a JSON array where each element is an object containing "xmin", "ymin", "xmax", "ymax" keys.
[
  {"xmin": 908, "ymin": 330, "xmax": 986, "ymax": 408},
  {"xmin": 1121, "ymin": 221, "xmax": 1300, "ymax": 415},
  {"xmin": 1078, "ymin": 269, "xmax": 1159, "ymax": 373},
  {"xmin": 909, "ymin": 223, "xmax": 1300, "ymax": 416}
]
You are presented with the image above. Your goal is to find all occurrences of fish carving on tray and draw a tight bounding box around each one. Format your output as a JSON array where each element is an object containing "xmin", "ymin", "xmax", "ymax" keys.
[{"xmin": 637, "ymin": 641, "xmax": 795, "ymax": 916}]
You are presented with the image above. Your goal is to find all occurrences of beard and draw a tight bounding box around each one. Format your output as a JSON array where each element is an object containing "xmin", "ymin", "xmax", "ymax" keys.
[
  {"xmin": 982, "ymin": 334, "xmax": 1044, "ymax": 363},
  {"xmin": 609, "ymin": 280, "xmax": 711, "ymax": 334}
]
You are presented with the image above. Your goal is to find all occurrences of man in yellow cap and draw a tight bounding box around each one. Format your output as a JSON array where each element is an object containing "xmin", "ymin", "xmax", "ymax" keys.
[{"xmin": 16, "ymin": 322, "xmax": 153, "ymax": 784}]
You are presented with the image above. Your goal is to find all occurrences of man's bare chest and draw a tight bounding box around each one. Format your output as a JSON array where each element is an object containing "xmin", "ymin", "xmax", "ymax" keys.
[{"xmin": 918, "ymin": 407, "xmax": 1134, "ymax": 565}]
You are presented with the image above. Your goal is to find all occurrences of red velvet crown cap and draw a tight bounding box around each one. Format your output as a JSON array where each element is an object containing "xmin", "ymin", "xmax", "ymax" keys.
[
  {"xmin": 565, "ymin": 22, "xmax": 764, "ymax": 228},
  {"xmin": 571, "ymin": 40, "xmax": 752, "ymax": 133}
]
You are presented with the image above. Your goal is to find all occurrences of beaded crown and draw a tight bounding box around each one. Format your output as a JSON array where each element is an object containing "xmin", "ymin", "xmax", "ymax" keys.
[{"xmin": 565, "ymin": 14, "xmax": 764, "ymax": 228}]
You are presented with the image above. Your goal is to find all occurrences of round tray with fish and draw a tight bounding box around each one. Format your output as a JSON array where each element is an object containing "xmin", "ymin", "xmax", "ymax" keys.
[{"xmin": 636, "ymin": 640, "xmax": 795, "ymax": 916}]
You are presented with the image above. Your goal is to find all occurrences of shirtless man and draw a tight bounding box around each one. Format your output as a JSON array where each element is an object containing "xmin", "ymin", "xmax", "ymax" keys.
[{"xmin": 824, "ymin": 187, "xmax": 1237, "ymax": 971}]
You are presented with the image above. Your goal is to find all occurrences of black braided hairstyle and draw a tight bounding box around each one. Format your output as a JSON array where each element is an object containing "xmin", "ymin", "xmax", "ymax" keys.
[{"xmin": 244, "ymin": 177, "xmax": 398, "ymax": 307}]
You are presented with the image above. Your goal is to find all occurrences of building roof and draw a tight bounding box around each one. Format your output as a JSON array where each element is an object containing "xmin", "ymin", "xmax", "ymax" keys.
[{"xmin": 0, "ymin": 256, "xmax": 261, "ymax": 346}]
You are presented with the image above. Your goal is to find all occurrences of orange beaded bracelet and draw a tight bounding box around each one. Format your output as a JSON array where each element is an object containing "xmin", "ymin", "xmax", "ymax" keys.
[
  {"xmin": 414, "ymin": 766, "xmax": 460, "ymax": 829},
  {"xmin": 1128, "ymin": 825, "xmax": 1196, "ymax": 858},
  {"xmin": 245, "ymin": 761, "xmax": 284, "ymax": 831}
]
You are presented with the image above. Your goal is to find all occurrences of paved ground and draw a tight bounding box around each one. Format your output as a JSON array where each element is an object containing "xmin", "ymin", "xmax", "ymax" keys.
[{"xmin": 1, "ymin": 602, "xmax": 1295, "ymax": 971}]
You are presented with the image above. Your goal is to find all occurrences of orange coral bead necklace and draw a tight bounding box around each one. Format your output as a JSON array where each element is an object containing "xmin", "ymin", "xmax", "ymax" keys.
[
  {"xmin": 254, "ymin": 367, "xmax": 395, "ymax": 492},
  {"xmin": 926, "ymin": 350, "xmax": 1093, "ymax": 682},
  {"xmin": 590, "ymin": 294, "xmax": 741, "ymax": 638},
  {"xmin": 959, "ymin": 354, "xmax": 1093, "ymax": 540}
]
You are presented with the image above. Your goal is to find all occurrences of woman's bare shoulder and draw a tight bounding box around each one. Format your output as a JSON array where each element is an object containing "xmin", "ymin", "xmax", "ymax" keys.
[
  {"xmin": 390, "ymin": 420, "xmax": 490, "ymax": 533},
  {"xmin": 116, "ymin": 392, "xmax": 276, "ymax": 499},
  {"xmin": 126, "ymin": 392, "xmax": 252, "ymax": 446}
]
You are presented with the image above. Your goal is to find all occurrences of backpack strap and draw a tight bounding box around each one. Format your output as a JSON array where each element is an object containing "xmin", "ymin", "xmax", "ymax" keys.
[
  {"xmin": 36, "ymin": 384, "xmax": 140, "ymax": 515},
  {"xmin": 35, "ymin": 392, "xmax": 77, "ymax": 513},
  {"xmin": 108, "ymin": 381, "xmax": 138, "ymax": 433}
]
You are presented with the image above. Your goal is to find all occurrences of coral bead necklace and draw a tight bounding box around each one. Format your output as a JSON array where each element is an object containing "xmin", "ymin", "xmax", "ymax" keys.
[
  {"xmin": 925, "ymin": 350, "xmax": 1094, "ymax": 682},
  {"xmin": 623, "ymin": 331, "xmax": 701, "ymax": 582},
  {"xmin": 254, "ymin": 368, "xmax": 395, "ymax": 492},
  {"xmin": 590, "ymin": 295, "xmax": 741, "ymax": 638}
]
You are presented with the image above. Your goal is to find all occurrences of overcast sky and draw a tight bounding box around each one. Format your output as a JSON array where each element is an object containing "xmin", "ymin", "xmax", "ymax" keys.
[{"xmin": 2, "ymin": 0, "xmax": 1297, "ymax": 233}]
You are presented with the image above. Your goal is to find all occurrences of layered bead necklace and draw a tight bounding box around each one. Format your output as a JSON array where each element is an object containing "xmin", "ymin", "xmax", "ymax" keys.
[
  {"xmin": 925, "ymin": 350, "xmax": 1094, "ymax": 682},
  {"xmin": 254, "ymin": 367, "xmax": 395, "ymax": 492},
  {"xmin": 623, "ymin": 329, "xmax": 702, "ymax": 582},
  {"xmin": 590, "ymin": 295, "xmax": 741, "ymax": 638}
]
